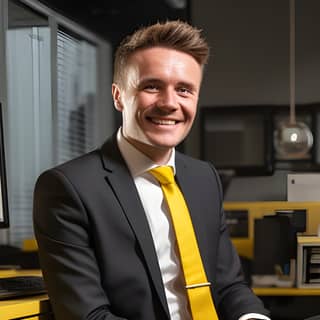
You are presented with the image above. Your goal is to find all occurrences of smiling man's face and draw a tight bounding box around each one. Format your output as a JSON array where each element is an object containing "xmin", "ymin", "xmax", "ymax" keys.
[{"xmin": 112, "ymin": 46, "xmax": 202, "ymax": 164}]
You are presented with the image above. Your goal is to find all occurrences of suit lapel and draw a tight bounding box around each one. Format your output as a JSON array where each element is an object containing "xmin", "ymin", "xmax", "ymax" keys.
[
  {"xmin": 175, "ymin": 154, "xmax": 208, "ymax": 267},
  {"xmin": 100, "ymin": 136, "xmax": 170, "ymax": 317},
  {"xmin": 175, "ymin": 154, "xmax": 198, "ymax": 222}
]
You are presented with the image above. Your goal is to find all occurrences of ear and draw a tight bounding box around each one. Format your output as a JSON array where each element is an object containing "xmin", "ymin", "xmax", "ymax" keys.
[{"xmin": 112, "ymin": 83, "xmax": 123, "ymax": 111}]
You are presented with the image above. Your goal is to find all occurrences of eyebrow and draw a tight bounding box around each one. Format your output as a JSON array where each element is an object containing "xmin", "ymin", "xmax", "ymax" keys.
[{"xmin": 138, "ymin": 78, "xmax": 198, "ymax": 92}]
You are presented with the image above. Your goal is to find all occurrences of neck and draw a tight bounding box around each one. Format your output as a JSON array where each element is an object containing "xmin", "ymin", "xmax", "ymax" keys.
[{"xmin": 123, "ymin": 136, "xmax": 173, "ymax": 165}]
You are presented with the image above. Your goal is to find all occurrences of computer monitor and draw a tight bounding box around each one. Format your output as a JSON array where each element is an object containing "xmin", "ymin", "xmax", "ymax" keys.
[
  {"xmin": 200, "ymin": 106, "xmax": 274, "ymax": 176},
  {"xmin": 0, "ymin": 103, "xmax": 9, "ymax": 229}
]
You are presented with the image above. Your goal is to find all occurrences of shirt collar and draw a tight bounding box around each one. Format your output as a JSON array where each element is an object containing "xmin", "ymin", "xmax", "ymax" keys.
[{"xmin": 117, "ymin": 128, "xmax": 176, "ymax": 177}]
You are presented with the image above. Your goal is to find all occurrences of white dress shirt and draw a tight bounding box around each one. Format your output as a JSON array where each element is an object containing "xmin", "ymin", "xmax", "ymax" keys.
[{"xmin": 117, "ymin": 130, "xmax": 270, "ymax": 320}]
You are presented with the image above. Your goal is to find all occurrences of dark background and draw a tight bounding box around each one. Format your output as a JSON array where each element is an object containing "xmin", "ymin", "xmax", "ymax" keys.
[{"xmin": 39, "ymin": 0, "xmax": 190, "ymax": 45}]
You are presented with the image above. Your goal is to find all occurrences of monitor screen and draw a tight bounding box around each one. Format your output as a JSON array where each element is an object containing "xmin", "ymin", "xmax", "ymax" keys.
[
  {"xmin": 0, "ymin": 103, "xmax": 9, "ymax": 228},
  {"xmin": 200, "ymin": 106, "xmax": 274, "ymax": 176}
]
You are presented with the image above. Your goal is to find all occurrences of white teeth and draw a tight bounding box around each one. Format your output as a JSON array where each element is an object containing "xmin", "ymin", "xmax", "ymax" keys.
[{"xmin": 151, "ymin": 119, "xmax": 176, "ymax": 125}]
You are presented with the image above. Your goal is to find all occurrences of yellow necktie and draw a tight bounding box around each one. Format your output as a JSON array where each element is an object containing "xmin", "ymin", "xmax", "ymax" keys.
[{"xmin": 149, "ymin": 166, "xmax": 219, "ymax": 320}]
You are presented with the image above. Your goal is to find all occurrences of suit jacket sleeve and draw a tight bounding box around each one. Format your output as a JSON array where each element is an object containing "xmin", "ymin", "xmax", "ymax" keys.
[
  {"xmin": 208, "ymin": 163, "xmax": 270, "ymax": 319},
  {"xmin": 174, "ymin": 153, "xmax": 270, "ymax": 319},
  {"xmin": 33, "ymin": 168, "xmax": 127, "ymax": 320}
]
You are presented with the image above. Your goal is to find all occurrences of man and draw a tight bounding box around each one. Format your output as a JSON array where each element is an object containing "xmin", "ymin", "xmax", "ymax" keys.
[{"xmin": 33, "ymin": 20, "xmax": 270, "ymax": 320}]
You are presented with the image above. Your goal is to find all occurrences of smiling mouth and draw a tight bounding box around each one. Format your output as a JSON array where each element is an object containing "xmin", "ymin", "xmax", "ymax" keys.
[
  {"xmin": 148, "ymin": 118, "xmax": 178, "ymax": 125},
  {"xmin": 148, "ymin": 117, "xmax": 179, "ymax": 126}
]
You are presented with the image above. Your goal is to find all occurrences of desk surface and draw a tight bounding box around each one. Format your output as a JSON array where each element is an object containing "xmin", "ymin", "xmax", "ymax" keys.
[
  {"xmin": 0, "ymin": 269, "xmax": 51, "ymax": 319},
  {"xmin": 0, "ymin": 269, "xmax": 42, "ymax": 277},
  {"xmin": 0, "ymin": 294, "xmax": 50, "ymax": 319},
  {"xmin": 253, "ymin": 287, "xmax": 320, "ymax": 296},
  {"xmin": 1, "ymin": 269, "xmax": 320, "ymax": 317}
]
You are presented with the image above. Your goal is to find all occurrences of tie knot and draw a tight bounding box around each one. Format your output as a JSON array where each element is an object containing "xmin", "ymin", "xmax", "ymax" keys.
[{"xmin": 149, "ymin": 166, "xmax": 174, "ymax": 185}]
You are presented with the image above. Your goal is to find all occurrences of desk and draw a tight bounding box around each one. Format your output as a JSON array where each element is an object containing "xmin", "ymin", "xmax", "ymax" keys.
[
  {"xmin": 224, "ymin": 201, "xmax": 320, "ymax": 319},
  {"xmin": 0, "ymin": 270, "xmax": 52, "ymax": 320},
  {"xmin": 224, "ymin": 201, "xmax": 320, "ymax": 259},
  {"xmin": 254, "ymin": 287, "xmax": 320, "ymax": 296},
  {"xmin": 253, "ymin": 287, "xmax": 320, "ymax": 320}
]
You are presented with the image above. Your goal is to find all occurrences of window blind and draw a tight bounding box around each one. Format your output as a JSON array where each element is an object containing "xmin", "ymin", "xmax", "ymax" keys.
[
  {"xmin": 56, "ymin": 29, "xmax": 97, "ymax": 164},
  {"xmin": 5, "ymin": 2, "xmax": 99, "ymax": 245}
]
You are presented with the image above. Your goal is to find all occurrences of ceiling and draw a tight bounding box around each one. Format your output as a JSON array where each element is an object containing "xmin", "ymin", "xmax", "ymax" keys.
[{"xmin": 39, "ymin": 0, "xmax": 190, "ymax": 45}]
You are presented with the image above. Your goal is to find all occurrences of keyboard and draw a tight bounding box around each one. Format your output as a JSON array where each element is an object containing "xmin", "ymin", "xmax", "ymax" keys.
[{"xmin": 0, "ymin": 276, "xmax": 47, "ymax": 300}]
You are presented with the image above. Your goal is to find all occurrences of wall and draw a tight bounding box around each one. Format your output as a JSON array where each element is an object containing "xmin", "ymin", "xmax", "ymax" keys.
[{"xmin": 188, "ymin": 0, "xmax": 320, "ymax": 201}]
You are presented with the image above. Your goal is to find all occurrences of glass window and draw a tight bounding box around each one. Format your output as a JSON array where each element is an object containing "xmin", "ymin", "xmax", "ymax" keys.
[
  {"xmin": 5, "ymin": 0, "xmax": 103, "ymax": 246},
  {"xmin": 56, "ymin": 28, "xmax": 97, "ymax": 164},
  {"xmin": 6, "ymin": 0, "xmax": 51, "ymax": 245}
]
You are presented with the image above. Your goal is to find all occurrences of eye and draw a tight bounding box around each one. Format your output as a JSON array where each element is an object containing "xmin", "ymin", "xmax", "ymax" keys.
[
  {"xmin": 177, "ymin": 86, "xmax": 192, "ymax": 96},
  {"xmin": 143, "ymin": 84, "xmax": 159, "ymax": 92}
]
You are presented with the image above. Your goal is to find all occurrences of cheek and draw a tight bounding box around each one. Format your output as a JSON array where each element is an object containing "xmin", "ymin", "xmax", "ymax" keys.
[
  {"xmin": 183, "ymin": 101, "xmax": 198, "ymax": 121},
  {"xmin": 123, "ymin": 98, "xmax": 145, "ymax": 128},
  {"xmin": 133, "ymin": 95, "xmax": 154, "ymax": 119},
  {"xmin": 135, "ymin": 109, "xmax": 144, "ymax": 124},
  {"xmin": 136, "ymin": 93, "xmax": 155, "ymax": 107}
]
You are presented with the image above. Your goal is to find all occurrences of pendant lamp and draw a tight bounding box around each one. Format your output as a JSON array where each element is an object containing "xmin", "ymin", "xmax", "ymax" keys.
[{"xmin": 274, "ymin": 0, "xmax": 313, "ymax": 159}]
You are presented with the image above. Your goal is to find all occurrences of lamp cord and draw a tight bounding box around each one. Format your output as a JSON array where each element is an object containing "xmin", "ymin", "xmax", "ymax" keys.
[{"xmin": 290, "ymin": 0, "xmax": 296, "ymax": 124}]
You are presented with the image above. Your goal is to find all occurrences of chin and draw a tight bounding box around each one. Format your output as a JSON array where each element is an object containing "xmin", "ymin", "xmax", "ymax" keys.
[
  {"xmin": 149, "ymin": 141, "xmax": 181, "ymax": 150},
  {"xmin": 146, "ymin": 133, "xmax": 185, "ymax": 148}
]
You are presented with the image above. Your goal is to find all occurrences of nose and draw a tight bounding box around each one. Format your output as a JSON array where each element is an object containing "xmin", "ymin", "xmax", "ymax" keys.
[{"xmin": 157, "ymin": 87, "xmax": 177, "ymax": 111}]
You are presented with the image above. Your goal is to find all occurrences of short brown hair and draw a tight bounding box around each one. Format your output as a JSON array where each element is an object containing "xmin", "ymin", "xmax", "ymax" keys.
[{"xmin": 113, "ymin": 20, "xmax": 210, "ymax": 86}]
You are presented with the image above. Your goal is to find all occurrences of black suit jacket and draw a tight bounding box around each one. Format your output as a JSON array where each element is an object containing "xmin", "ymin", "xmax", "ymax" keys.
[{"xmin": 33, "ymin": 134, "xmax": 269, "ymax": 320}]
